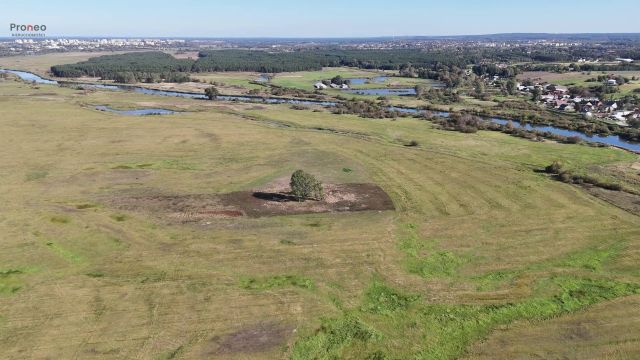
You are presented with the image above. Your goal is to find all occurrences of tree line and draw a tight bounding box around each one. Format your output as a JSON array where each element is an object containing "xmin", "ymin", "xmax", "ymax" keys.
[{"xmin": 49, "ymin": 48, "xmax": 539, "ymax": 83}]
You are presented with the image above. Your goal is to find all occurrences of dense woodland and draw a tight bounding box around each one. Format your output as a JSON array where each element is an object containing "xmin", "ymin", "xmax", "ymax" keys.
[
  {"xmin": 51, "ymin": 49, "xmax": 483, "ymax": 80},
  {"xmin": 51, "ymin": 46, "xmax": 640, "ymax": 84},
  {"xmin": 50, "ymin": 52, "xmax": 194, "ymax": 83}
]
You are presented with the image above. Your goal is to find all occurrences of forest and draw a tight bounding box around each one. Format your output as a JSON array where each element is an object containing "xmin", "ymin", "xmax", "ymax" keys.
[
  {"xmin": 50, "ymin": 52, "xmax": 194, "ymax": 82},
  {"xmin": 49, "ymin": 48, "xmax": 533, "ymax": 82},
  {"xmin": 50, "ymin": 46, "xmax": 640, "ymax": 84}
]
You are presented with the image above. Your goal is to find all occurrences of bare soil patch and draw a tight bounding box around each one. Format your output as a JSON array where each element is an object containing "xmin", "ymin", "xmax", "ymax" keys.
[
  {"xmin": 202, "ymin": 322, "xmax": 292, "ymax": 356},
  {"xmin": 106, "ymin": 183, "xmax": 394, "ymax": 222}
]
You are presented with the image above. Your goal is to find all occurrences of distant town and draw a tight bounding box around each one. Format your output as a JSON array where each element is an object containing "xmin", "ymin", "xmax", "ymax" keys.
[{"xmin": 3, "ymin": 33, "xmax": 640, "ymax": 55}]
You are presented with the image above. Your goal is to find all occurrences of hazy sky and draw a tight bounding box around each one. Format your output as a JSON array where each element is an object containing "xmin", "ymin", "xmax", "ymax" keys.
[{"xmin": 2, "ymin": 0, "xmax": 639, "ymax": 37}]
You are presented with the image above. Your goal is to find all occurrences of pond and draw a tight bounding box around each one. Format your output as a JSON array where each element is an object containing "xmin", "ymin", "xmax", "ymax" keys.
[
  {"xmin": 346, "ymin": 76, "xmax": 388, "ymax": 85},
  {"xmin": 95, "ymin": 105, "xmax": 178, "ymax": 115},
  {"xmin": 256, "ymin": 74, "xmax": 270, "ymax": 82},
  {"xmin": 3, "ymin": 68, "xmax": 639, "ymax": 153}
]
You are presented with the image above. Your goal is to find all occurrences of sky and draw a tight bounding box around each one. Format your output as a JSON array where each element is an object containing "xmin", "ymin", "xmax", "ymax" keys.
[{"xmin": 2, "ymin": 0, "xmax": 639, "ymax": 38}]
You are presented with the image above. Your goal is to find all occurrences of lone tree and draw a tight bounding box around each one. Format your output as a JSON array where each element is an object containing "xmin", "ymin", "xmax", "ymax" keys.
[
  {"xmin": 204, "ymin": 86, "xmax": 219, "ymax": 100},
  {"xmin": 290, "ymin": 170, "xmax": 324, "ymax": 201}
]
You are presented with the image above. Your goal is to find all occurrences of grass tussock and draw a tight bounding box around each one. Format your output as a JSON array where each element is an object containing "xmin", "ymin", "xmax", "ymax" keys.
[
  {"xmin": 361, "ymin": 281, "xmax": 419, "ymax": 315},
  {"xmin": 240, "ymin": 274, "xmax": 314, "ymax": 290},
  {"xmin": 291, "ymin": 314, "xmax": 381, "ymax": 360},
  {"xmin": 110, "ymin": 213, "xmax": 128, "ymax": 222},
  {"xmin": 50, "ymin": 215, "xmax": 70, "ymax": 224}
]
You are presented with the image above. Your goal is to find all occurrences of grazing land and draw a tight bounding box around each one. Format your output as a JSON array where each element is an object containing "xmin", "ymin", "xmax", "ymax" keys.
[{"xmin": 1, "ymin": 64, "xmax": 639, "ymax": 360}]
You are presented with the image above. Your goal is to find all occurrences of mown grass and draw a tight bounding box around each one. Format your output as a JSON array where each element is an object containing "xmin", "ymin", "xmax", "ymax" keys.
[
  {"xmin": 25, "ymin": 170, "xmax": 48, "ymax": 181},
  {"xmin": 0, "ymin": 269, "xmax": 24, "ymax": 295},
  {"xmin": 0, "ymin": 73, "xmax": 638, "ymax": 359},
  {"xmin": 400, "ymin": 223, "xmax": 468, "ymax": 278},
  {"xmin": 474, "ymin": 240, "xmax": 627, "ymax": 291},
  {"xmin": 45, "ymin": 241, "xmax": 83, "ymax": 263}
]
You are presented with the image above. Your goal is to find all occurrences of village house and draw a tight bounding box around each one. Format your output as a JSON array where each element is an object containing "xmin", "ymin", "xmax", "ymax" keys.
[
  {"xmin": 313, "ymin": 82, "xmax": 327, "ymax": 90},
  {"xmin": 604, "ymin": 100, "xmax": 618, "ymax": 112}
]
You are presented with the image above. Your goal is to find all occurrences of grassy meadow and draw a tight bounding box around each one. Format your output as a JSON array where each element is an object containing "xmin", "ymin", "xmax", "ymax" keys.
[
  {"xmin": 0, "ymin": 73, "xmax": 639, "ymax": 359},
  {"xmin": 269, "ymin": 67, "xmax": 440, "ymax": 91},
  {"xmin": 0, "ymin": 51, "xmax": 131, "ymax": 77}
]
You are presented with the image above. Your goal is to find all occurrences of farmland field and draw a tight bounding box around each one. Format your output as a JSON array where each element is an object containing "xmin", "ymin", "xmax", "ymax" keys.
[{"xmin": 0, "ymin": 69, "xmax": 639, "ymax": 360}]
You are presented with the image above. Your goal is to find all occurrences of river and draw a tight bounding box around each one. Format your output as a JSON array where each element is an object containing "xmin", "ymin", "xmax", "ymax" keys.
[{"xmin": 2, "ymin": 69, "xmax": 639, "ymax": 153}]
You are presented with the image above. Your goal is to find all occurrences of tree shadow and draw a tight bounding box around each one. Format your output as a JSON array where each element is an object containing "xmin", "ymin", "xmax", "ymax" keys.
[{"xmin": 252, "ymin": 191, "xmax": 298, "ymax": 202}]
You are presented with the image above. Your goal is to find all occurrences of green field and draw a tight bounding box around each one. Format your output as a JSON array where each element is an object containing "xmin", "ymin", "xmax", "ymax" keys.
[
  {"xmin": 269, "ymin": 67, "xmax": 439, "ymax": 91},
  {"xmin": 189, "ymin": 71, "xmax": 266, "ymax": 91},
  {"xmin": 0, "ymin": 72, "xmax": 639, "ymax": 360}
]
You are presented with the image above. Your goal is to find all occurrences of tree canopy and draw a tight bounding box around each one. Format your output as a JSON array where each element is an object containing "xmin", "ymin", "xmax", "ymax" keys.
[{"xmin": 290, "ymin": 170, "xmax": 324, "ymax": 201}]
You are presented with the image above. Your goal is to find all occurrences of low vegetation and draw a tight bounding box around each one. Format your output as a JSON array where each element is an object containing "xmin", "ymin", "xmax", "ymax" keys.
[
  {"xmin": 545, "ymin": 160, "xmax": 627, "ymax": 191},
  {"xmin": 240, "ymin": 274, "xmax": 314, "ymax": 290}
]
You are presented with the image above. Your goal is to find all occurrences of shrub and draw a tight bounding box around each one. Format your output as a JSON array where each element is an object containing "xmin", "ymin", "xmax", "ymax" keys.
[
  {"xmin": 204, "ymin": 86, "xmax": 219, "ymax": 100},
  {"xmin": 544, "ymin": 161, "xmax": 624, "ymax": 191},
  {"xmin": 545, "ymin": 160, "xmax": 564, "ymax": 174},
  {"xmin": 564, "ymin": 136, "xmax": 582, "ymax": 144},
  {"xmin": 290, "ymin": 170, "xmax": 324, "ymax": 201}
]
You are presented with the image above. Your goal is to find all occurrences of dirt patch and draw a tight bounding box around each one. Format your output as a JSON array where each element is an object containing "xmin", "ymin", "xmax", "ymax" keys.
[
  {"xmin": 203, "ymin": 322, "xmax": 292, "ymax": 356},
  {"xmin": 582, "ymin": 185, "xmax": 640, "ymax": 216},
  {"xmin": 222, "ymin": 183, "xmax": 393, "ymax": 217},
  {"xmin": 106, "ymin": 183, "xmax": 394, "ymax": 222}
]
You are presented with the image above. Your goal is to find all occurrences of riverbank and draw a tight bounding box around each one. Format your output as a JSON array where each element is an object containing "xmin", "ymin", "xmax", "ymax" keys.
[{"xmin": 3, "ymin": 68, "xmax": 640, "ymax": 154}]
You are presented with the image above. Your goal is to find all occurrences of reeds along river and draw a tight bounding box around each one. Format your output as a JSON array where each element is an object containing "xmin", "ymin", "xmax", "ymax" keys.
[{"xmin": 2, "ymin": 69, "xmax": 640, "ymax": 153}]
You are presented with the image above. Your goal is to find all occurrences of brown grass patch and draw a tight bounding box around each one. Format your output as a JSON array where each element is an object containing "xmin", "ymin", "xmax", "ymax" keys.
[{"xmin": 202, "ymin": 321, "xmax": 293, "ymax": 356}]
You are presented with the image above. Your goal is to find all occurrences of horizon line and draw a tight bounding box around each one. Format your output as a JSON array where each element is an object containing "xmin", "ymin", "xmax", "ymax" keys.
[{"xmin": 3, "ymin": 32, "xmax": 640, "ymax": 40}]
